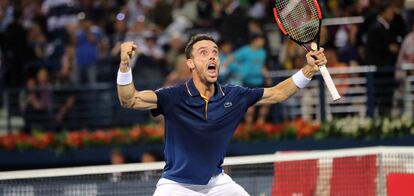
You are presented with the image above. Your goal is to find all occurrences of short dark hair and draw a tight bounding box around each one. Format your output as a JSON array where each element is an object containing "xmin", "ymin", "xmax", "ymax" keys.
[
  {"xmin": 249, "ymin": 33, "xmax": 264, "ymax": 43},
  {"xmin": 378, "ymin": 0, "xmax": 392, "ymax": 14},
  {"xmin": 184, "ymin": 34, "xmax": 216, "ymax": 59}
]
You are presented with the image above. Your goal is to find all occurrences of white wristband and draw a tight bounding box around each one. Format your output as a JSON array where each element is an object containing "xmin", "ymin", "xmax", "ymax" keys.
[
  {"xmin": 292, "ymin": 69, "xmax": 311, "ymax": 88},
  {"xmin": 117, "ymin": 69, "xmax": 133, "ymax": 85}
]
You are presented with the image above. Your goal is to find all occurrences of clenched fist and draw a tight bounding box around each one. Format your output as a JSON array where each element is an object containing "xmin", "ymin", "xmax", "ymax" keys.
[{"xmin": 120, "ymin": 42, "xmax": 138, "ymax": 67}]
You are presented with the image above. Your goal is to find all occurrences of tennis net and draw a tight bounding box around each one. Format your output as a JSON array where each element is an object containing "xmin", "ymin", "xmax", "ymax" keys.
[{"xmin": 0, "ymin": 146, "xmax": 413, "ymax": 195}]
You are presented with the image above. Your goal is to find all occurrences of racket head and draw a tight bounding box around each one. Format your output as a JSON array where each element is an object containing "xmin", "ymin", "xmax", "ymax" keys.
[{"xmin": 273, "ymin": 0, "xmax": 323, "ymax": 48}]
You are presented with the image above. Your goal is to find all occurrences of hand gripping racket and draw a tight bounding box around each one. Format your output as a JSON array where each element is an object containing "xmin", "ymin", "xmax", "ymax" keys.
[{"xmin": 273, "ymin": 0, "xmax": 341, "ymax": 100}]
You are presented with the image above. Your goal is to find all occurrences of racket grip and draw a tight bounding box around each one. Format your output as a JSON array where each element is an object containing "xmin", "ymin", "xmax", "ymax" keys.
[{"xmin": 319, "ymin": 65, "xmax": 341, "ymax": 101}]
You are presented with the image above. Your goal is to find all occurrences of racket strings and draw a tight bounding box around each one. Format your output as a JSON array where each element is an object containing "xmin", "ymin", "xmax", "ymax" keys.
[{"xmin": 275, "ymin": 0, "xmax": 320, "ymax": 43}]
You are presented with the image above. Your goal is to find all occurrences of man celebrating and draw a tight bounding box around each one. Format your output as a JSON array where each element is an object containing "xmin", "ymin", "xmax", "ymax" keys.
[{"xmin": 117, "ymin": 34, "xmax": 326, "ymax": 195}]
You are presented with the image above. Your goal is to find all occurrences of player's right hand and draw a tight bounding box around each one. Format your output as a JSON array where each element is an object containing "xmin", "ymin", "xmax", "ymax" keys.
[
  {"xmin": 120, "ymin": 42, "xmax": 137, "ymax": 67},
  {"xmin": 306, "ymin": 48, "xmax": 326, "ymax": 70}
]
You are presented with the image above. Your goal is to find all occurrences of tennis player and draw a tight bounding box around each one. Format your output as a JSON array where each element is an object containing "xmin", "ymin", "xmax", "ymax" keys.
[{"xmin": 117, "ymin": 34, "xmax": 326, "ymax": 195}]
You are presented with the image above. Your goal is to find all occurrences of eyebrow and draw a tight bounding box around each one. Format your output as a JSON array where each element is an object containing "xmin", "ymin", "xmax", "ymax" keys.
[{"xmin": 196, "ymin": 46, "xmax": 218, "ymax": 51}]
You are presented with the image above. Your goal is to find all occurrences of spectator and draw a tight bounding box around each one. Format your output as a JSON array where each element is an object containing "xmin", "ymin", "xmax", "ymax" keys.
[
  {"xmin": 141, "ymin": 35, "xmax": 164, "ymax": 61},
  {"xmin": 54, "ymin": 88, "xmax": 76, "ymax": 131},
  {"xmin": 124, "ymin": 15, "xmax": 153, "ymax": 68},
  {"xmin": 365, "ymin": 1, "xmax": 400, "ymax": 115},
  {"xmin": 22, "ymin": 0, "xmax": 47, "ymax": 34},
  {"xmin": 165, "ymin": 33, "xmax": 185, "ymax": 72},
  {"xmin": 111, "ymin": 149, "xmax": 125, "ymax": 165},
  {"xmin": 137, "ymin": 35, "xmax": 168, "ymax": 84},
  {"xmin": 195, "ymin": 0, "xmax": 217, "ymax": 28},
  {"xmin": 389, "ymin": 0, "xmax": 408, "ymax": 48},
  {"xmin": 248, "ymin": 0, "xmax": 267, "ymax": 20},
  {"xmin": 217, "ymin": 40, "xmax": 240, "ymax": 85},
  {"xmin": 336, "ymin": 24, "xmax": 360, "ymax": 65},
  {"xmin": 364, "ymin": 1, "xmax": 399, "ymax": 67},
  {"xmin": 59, "ymin": 45, "xmax": 77, "ymax": 85},
  {"xmin": 41, "ymin": 0, "xmax": 80, "ymax": 32},
  {"xmin": 27, "ymin": 22, "xmax": 48, "ymax": 68},
  {"xmin": 164, "ymin": 55, "xmax": 191, "ymax": 87},
  {"xmin": 396, "ymin": 24, "xmax": 414, "ymax": 69},
  {"xmin": 0, "ymin": 0, "xmax": 14, "ymax": 32},
  {"xmin": 109, "ymin": 18, "xmax": 127, "ymax": 60},
  {"xmin": 277, "ymin": 21, "xmax": 325, "ymax": 71},
  {"xmin": 394, "ymin": 24, "xmax": 414, "ymax": 116},
  {"xmin": 20, "ymin": 77, "xmax": 39, "ymax": 133},
  {"xmin": 139, "ymin": 150, "xmax": 162, "ymax": 182},
  {"xmin": 109, "ymin": 149, "xmax": 125, "ymax": 182},
  {"xmin": 140, "ymin": 151, "xmax": 160, "ymax": 163},
  {"xmin": 217, "ymin": 0, "xmax": 249, "ymax": 48},
  {"xmin": 230, "ymin": 34, "xmax": 271, "ymax": 125},
  {"xmin": 55, "ymin": 53, "xmax": 77, "ymax": 131},
  {"xmin": 36, "ymin": 67, "xmax": 53, "ymax": 121},
  {"xmin": 172, "ymin": 0, "xmax": 198, "ymax": 25},
  {"xmin": 279, "ymin": 40, "xmax": 306, "ymax": 70},
  {"xmin": 1, "ymin": 9, "xmax": 32, "ymax": 87},
  {"xmin": 125, "ymin": 0, "xmax": 153, "ymax": 28},
  {"xmin": 247, "ymin": 19, "xmax": 264, "ymax": 37},
  {"xmin": 75, "ymin": 15, "xmax": 103, "ymax": 84},
  {"xmin": 146, "ymin": 0, "xmax": 173, "ymax": 33},
  {"xmin": 20, "ymin": 68, "xmax": 53, "ymax": 133}
]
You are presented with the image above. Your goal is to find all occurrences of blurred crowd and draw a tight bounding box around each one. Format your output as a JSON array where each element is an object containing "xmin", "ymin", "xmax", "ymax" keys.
[
  {"xmin": 0, "ymin": 0, "xmax": 412, "ymax": 87},
  {"xmin": 0, "ymin": 0, "xmax": 414, "ymax": 131}
]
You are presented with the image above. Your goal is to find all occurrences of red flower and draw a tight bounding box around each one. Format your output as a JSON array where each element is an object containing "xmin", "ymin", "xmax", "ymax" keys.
[
  {"xmin": 91, "ymin": 129, "xmax": 115, "ymax": 144},
  {"xmin": 0, "ymin": 135, "xmax": 16, "ymax": 151},
  {"xmin": 65, "ymin": 131, "xmax": 86, "ymax": 148},
  {"xmin": 234, "ymin": 124, "xmax": 250, "ymax": 140},
  {"xmin": 142, "ymin": 126, "xmax": 164, "ymax": 138},
  {"xmin": 271, "ymin": 124, "xmax": 285, "ymax": 134},
  {"xmin": 33, "ymin": 132, "xmax": 54, "ymax": 149},
  {"xmin": 108, "ymin": 129, "xmax": 127, "ymax": 144},
  {"xmin": 296, "ymin": 121, "xmax": 321, "ymax": 139},
  {"xmin": 129, "ymin": 126, "xmax": 142, "ymax": 141}
]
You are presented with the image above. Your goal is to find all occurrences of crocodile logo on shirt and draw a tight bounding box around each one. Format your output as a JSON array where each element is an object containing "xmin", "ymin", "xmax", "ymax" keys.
[{"xmin": 224, "ymin": 102, "xmax": 232, "ymax": 108}]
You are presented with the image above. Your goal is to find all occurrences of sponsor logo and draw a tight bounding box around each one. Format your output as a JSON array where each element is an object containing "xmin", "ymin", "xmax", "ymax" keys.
[{"xmin": 224, "ymin": 102, "xmax": 232, "ymax": 108}]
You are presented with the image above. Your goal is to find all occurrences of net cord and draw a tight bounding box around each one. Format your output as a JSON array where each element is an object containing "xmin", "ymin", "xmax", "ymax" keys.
[{"xmin": 1, "ymin": 146, "xmax": 414, "ymax": 180}]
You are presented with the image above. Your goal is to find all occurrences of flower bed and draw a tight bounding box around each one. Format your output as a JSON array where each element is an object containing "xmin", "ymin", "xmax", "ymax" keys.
[{"xmin": 1, "ymin": 117, "xmax": 413, "ymax": 152}]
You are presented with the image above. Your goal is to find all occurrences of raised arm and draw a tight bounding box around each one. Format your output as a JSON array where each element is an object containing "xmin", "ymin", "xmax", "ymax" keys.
[
  {"xmin": 117, "ymin": 42, "xmax": 158, "ymax": 110},
  {"xmin": 257, "ymin": 48, "xmax": 327, "ymax": 105}
]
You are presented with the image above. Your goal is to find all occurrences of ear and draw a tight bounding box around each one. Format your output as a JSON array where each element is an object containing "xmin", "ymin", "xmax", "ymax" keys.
[{"xmin": 186, "ymin": 59, "xmax": 195, "ymax": 70}]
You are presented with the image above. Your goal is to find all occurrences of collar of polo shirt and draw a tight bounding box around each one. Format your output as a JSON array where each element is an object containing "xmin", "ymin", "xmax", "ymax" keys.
[{"xmin": 185, "ymin": 79, "xmax": 225, "ymax": 101}]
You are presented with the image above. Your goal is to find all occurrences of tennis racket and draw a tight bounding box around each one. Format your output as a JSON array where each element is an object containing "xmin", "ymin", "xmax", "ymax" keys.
[{"xmin": 273, "ymin": 0, "xmax": 341, "ymax": 101}]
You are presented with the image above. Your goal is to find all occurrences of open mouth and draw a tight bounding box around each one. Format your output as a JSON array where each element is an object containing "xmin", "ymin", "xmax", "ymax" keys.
[
  {"xmin": 207, "ymin": 64, "xmax": 216, "ymax": 70},
  {"xmin": 207, "ymin": 63, "xmax": 217, "ymax": 77}
]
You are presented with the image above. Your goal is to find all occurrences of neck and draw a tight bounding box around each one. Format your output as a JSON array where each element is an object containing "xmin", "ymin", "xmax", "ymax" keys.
[
  {"xmin": 192, "ymin": 77, "xmax": 215, "ymax": 99},
  {"xmin": 250, "ymin": 44, "xmax": 260, "ymax": 50}
]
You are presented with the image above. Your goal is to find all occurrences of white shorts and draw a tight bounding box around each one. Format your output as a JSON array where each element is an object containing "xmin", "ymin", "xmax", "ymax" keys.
[{"xmin": 153, "ymin": 172, "xmax": 250, "ymax": 196}]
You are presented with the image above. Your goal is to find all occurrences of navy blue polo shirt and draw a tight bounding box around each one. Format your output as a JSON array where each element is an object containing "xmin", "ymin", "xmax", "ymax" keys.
[{"xmin": 151, "ymin": 79, "xmax": 264, "ymax": 185}]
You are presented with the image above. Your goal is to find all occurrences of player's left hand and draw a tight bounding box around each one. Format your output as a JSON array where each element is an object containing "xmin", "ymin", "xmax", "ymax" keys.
[{"xmin": 120, "ymin": 42, "xmax": 138, "ymax": 67}]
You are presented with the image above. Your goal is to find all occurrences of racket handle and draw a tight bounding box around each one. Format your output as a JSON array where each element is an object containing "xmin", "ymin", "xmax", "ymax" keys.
[{"xmin": 319, "ymin": 65, "xmax": 341, "ymax": 101}]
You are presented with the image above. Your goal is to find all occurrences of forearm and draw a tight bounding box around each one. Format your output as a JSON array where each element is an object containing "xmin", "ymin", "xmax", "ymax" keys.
[
  {"xmin": 118, "ymin": 85, "xmax": 137, "ymax": 107},
  {"xmin": 59, "ymin": 97, "xmax": 75, "ymax": 114},
  {"xmin": 273, "ymin": 64, "xmax": 317, "ymax": 99},
  {"xmin": 270, "ymin": 78, "xmax": 299, "ymax": 102},
  {"xmin": 259, "ymin": 65, "xmax": 317, "ymax": 105},
  {"xmin": 301, "ymin": 64, "xmax": 318, "ymax": 78},
  {"xmin": 117, "ymin": 65, "xmax": 137, "ymax": 108},
  {"xmin": 259, "ymin": 49, "xmax": 325, "ymax": 105}
]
